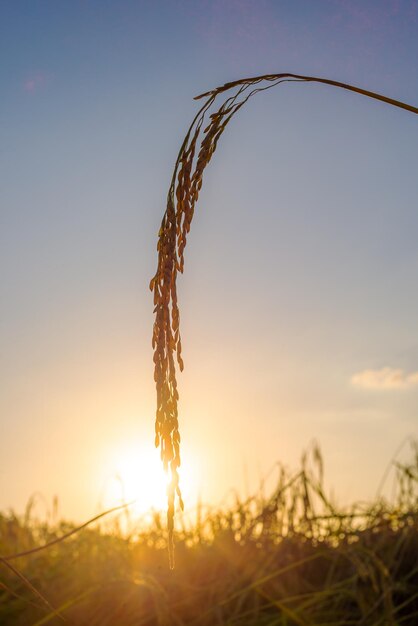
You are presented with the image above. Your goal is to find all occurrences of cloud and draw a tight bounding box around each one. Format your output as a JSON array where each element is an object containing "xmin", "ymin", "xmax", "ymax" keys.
[
  {"xmin": 23, "ymin": 72, "xmax": 47, "ymax": 93},
  {"xmin": 351, "ymin": 367, "xmax": 418, "ymax": 390}
]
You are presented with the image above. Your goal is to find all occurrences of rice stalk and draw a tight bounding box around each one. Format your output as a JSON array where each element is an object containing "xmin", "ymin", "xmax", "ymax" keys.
[{"xmin": 150, "ymin": 72, "xmax": 418, "ymax": 567}]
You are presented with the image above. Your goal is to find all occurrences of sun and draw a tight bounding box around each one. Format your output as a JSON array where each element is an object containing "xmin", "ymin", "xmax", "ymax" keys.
[{"xmin": 102, "ymin": 442, "xmax": 198, "ymax": 516}]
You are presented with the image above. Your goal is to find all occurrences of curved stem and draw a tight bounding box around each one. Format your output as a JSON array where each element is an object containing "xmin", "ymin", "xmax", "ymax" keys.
[{"xmin": 196, "ymin": 72, "xmax": 418, "ymax": 115}]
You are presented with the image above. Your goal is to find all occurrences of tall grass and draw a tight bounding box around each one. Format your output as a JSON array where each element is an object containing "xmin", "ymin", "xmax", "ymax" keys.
[{"xmin": 1, "ymin": 443, "xmax": 417, "ymax": 624}]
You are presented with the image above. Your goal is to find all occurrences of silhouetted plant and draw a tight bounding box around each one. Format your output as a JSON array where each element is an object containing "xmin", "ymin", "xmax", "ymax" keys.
[{"xmin": 150, "ymin": 72, "xmax": 417, "ymax": 567}]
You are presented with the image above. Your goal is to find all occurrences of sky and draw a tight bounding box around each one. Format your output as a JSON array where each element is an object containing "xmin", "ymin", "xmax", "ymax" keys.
[{"xmin": 0, "ymin": 0, "xmax": 417, "ymax": 523}]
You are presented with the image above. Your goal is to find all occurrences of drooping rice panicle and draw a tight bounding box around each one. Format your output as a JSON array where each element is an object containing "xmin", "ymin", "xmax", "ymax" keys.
[{"xmin": 150, "ymin": 72, "xmax": 418, "ymax": 567}]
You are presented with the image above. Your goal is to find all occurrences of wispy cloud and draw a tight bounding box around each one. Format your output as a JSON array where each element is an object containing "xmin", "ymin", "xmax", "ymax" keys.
[
  {"xmin": 23, "ymin": 72, "xmax": 47, "ymax": 93},
  {"xmin": 351, "ymin": 367, "xmax": 418, "ymax": 390}
]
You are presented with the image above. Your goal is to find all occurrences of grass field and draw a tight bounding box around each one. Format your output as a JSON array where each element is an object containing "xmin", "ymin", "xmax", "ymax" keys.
[{"xmin": 1, "ymin": 443, "xmax": 417, "ymax": 625}]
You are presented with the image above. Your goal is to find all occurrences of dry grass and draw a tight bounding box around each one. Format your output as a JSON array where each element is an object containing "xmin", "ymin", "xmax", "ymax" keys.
[
  {"xmin": 1, "ymin": 443, "xmax": 417, "ymax": 625},
  {"xmin": 149, "ymin": 73, "xmax": 418, "ymax": 565}
]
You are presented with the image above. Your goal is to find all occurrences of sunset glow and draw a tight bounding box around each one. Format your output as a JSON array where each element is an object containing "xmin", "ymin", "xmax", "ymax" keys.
[
  {"xmin": 1, "ymin": 1, "xmax": 417, "ymax": 621},
  {"xmin": 1, "ymin": 0, "xmax": 417, "ymax": 525},
  {"xmin": 102, "ymin": 443, "xmax": 199, "ymax": 516}
]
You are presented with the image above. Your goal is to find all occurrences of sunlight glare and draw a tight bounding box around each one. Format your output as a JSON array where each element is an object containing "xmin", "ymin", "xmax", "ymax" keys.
[{"xmin": 103, "ymin": 442, "xmax": 198, "ymax": 516}]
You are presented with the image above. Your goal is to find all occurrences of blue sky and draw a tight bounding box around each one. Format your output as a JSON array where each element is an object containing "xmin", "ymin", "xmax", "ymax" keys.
[{"xmin": 0, "ymin": 0, "xmax": 417, "ymax": 520}]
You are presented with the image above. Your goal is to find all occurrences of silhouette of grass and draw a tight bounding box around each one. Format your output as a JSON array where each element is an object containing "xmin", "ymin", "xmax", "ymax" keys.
[{"xmin": 1, "ymin": 443, "xmax": 417, "ymax": 625}]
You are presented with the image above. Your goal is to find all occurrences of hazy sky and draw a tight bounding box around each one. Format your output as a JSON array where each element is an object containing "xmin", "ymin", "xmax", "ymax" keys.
[{"xmin": 1, "ymin": 0, "xmax": 417, "ymax": 522}]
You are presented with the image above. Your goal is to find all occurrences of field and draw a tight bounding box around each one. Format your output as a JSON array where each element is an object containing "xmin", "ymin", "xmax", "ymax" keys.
[{"xmin": 1, "ymin": 444, "xmax": 417, "ymax": 625}]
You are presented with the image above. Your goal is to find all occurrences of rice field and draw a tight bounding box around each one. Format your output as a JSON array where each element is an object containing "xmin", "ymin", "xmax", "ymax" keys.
[{"xmin": 1, "ymin": 443, "xmax": 417, "ymax": 625}]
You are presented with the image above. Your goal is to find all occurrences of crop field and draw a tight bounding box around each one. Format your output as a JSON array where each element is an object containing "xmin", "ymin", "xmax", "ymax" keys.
[{"xmin": 1, "ymin": 445, "xmax": 417, "ymax": 625}]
